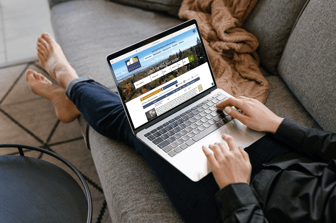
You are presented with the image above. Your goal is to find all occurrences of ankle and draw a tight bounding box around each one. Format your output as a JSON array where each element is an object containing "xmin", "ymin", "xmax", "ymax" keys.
[{"xmin": 57, "ymin": 69, "xmax": 79, "ymax": 89}]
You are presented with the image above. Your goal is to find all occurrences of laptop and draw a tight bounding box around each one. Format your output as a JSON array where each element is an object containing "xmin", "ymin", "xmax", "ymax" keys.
[{"xmin": 106, "ymin": 19, "xmax": 265, "ymax": 182}]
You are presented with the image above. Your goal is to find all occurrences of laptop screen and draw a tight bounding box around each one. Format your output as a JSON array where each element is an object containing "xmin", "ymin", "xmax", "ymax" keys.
[{"xmin": 109, "ymin": 21, "xmax": 215, "ymax": 130}]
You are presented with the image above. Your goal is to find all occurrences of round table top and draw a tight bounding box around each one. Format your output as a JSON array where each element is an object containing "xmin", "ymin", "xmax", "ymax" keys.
[{"xmin": 0, "ymin": 155, "xmax": 88, "ymax": 223}]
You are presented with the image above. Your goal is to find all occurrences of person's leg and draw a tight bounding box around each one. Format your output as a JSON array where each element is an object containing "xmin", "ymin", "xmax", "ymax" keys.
[{"xmin": 27, "ymin": 32, "xmax": 292, "ymax": 223}]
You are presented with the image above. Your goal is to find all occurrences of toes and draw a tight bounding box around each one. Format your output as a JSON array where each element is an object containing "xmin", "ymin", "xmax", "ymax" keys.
[
  {"xmin": 42, "ymin": 32, "xmax": 55, "ymax": 45},
  {"xmin": 37, "ymin": 52, "xmax": 45, "ymax": 62},
  {"xmin": 25, "ymin": 69, "xmax": 35, "ymax": 82},
  {"xmin": 37, "ymin": 37, "xmax": 50, "ymax": 53},
  {"xmin": 37, "ymin": 48, "xmax": 46, "ymax": 58},
  {"xmin": 37, "ymin": 42, "xmax": 48, "ymax": 54}
]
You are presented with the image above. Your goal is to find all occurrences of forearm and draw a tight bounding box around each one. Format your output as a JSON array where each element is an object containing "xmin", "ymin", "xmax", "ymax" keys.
[
  {"xmin": 274, "ymin": 119, "xmax": 336, "ymax": 161},
  {"xmin": 216, "ymin": 183, "xmax": 268, "ymax": 223}
]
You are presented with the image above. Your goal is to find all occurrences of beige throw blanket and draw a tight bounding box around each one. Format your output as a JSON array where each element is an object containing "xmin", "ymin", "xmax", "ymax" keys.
[{"xmin": 179, "ymin": 0, "xmax": 268, "ymax": 103}]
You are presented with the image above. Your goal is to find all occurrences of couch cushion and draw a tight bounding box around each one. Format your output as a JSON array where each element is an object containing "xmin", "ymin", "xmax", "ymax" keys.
[
  {"xmin": 261, "ymin": 67, "xmax": 320, "ymax": 130},
  {"xmin": 108, "ymin": 0, "xmax": 183, "ymax": 17},
  {"xmin": 278, "ymin": 0, "xmax": 336, "ymax": 133},
  {"xmin": 243, "ymin": 0, "xmax": 308, "ymax": 75},
  {"xmin": 51, "ymin": 0, "xmax": 182, "ymax": 92}
]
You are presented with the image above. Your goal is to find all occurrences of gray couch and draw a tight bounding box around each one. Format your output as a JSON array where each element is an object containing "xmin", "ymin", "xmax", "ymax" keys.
[{"xmin": 49, "ymin": 0, "xmax": 336, "ymax": 222}]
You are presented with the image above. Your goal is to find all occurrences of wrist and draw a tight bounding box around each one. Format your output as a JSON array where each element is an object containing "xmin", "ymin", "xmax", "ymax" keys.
[{"xmin": 269, "ymin": 117, "xmax": 284, "ymax": 134}]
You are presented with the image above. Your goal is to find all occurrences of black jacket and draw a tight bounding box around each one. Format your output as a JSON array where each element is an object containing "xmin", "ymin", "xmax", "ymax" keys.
[{"xmin": 215, "ymin": 119, "xmax": 336, "ymax": 222}]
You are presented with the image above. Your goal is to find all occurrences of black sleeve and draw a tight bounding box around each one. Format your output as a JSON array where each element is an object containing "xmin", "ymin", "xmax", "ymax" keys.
[
  {"xmin": 274, "ymin": 118, "xmax": 336, "ymax": 161},
  {"xmin": 215, "ymin": 183, "xmax": 268, "ymax": 223}
]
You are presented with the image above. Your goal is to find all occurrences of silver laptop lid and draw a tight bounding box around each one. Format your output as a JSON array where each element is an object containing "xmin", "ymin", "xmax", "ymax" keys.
[{"xmin": 107, "ymin": 19, "xmax": 217, "ymax": 134}]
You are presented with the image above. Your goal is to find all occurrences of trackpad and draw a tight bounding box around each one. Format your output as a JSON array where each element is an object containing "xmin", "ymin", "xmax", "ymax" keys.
[{"xmin": 218, "ymin": 122, "xmax": 255, "ymax": 148}]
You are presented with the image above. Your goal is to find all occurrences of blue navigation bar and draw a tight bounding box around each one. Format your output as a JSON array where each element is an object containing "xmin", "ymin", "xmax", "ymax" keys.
[
  {"xmin": 161, "ymin": 80, "xmax": 177, "ymax": 91},
  {"xmin": 143, "ymin": 77, "xmax": 200, "ymax": 109}
]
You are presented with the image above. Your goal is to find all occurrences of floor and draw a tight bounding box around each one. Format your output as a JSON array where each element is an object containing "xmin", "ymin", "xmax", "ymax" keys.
[{"xmin": 0, "ymin": 0, "xmax": 112, "ymax": 222}]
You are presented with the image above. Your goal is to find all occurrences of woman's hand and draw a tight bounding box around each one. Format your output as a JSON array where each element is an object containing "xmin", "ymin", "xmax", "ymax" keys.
[
  {"xmin": 202, "ymin": 134, "xmax": 252, "ymax": 189},
  {"xmin": 216, "ymin": 96, "xmax": 284, "ymax": 134}
]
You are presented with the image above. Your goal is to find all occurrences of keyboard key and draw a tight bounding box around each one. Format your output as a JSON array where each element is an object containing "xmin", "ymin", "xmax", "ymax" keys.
[
  {"xmin": 158, "ymin": 140, "xmax": 170, "ymax": 149},
  {"xmin": 200, "ymin": 112, "xmax": 207, "ymax": 117},
  {"xmin": 208, "ymin": 120, "xmax": 215, "ymax": 125},
  {"xmin": 213, "ymin": 116, "xmax": 221, "ymax": 122},
  {"xmin": 167, "ymin": 131, "xmax": 175, "ymax": 136},
  {"xmin": 202, "ymin": 104, "xmax": 209, "ymax": 109},
  {"xmin": 211, "ymin": 111, "xmax": 218, "ymax": 117},
  {"xmin": 167, "ymin": 137, "xmax": 176, "ymax": 143},
  {"xmin": 194, "ymin": 115, "xmax": 202, "ymax": 120},
  {"xmin": 201, "ymin": 117, "xmax": 208, "ymax": 123},
  {"xmin": 190, "ymin": 117, "xmax": 197, "ymax": 122},
  {"xmin": 153, "ymin": 137, "xmax": 163, "ymax": 145},
  {"xmin": 225, "ymin": 116, "xmax": 234, "ymax": 122},
  {"xmin": 184, "ymin": 120, "xmax": 192, "ymax": 126},
  {"xmin": 181, "ymin": 113, "xmax": 187, "ymax": 117},
  {"xmin": 174, "ymin": 133, "xmax": 182, "ymax": 139},
  {"xmin": 180, "ymin": 130, "xmax": 188, "ymax": 136},
  {"xmin": 157, "ymin": 126, "xmax": 163, "ymax": 130},
  {"xmin": 198, "ymin": 126, "xmax": 206, "ymax": 131},
  {"xmin": 163, "ymin": 123, "xmax": 169, "ymax": 126},
  {"xmin": 186, "ymin": 139, "xmax": 195, "ymax": 146},
  {"xmin": 203, "ymin": 123, "xmax": 211, "ymax": 128},
  {"xmin": 217, "ymin": 95, "xmax": 227, "ymax": 101},
  {"xmin": 148, "ymin": 135, "xmax": 155, "ymax": 141},
  {"xmin": 205, "ymin": 110, "xmax": 211, "ymax": 114},
  {"xmin": 161, "ymin": 134, "xmax": 169, "ymax": 140},
  {"xmin": 193, "ymin": 125, "xmax": 219, "ymax": 142},
  {"xmin": 187, "ymin": 113, "xmax": 194, "ymax": 118},
  {"xmin": 180, "ymin": 143, "xmax": 188, "ymax": 150},
  {"xmin": 190, "ymin": 124, "xmax": 198, "ymax": 129},
  {"xmin": 185, "ymin": 127, "xmax": 193, "ymax": 132},
  {"xmin": 182, "ymin": 135, "xmax": 190, "ymax": 141},
  {"xmin": 153, "ymin": 132, "xmax": 161, "ymax": 137},
  {"xmin": 206, "ymin": 115, "xmax": 212, "ymax": 120},
  {"xmin": 170, "ymin": 142, "xmax": 178, "ymax": 147},
  {"xmin": 163, "ymin": 146, "xmax": 173, "ymax": 153},
  {"xmin": 165, "ymin": 125, "xmax": 172, "ymax": 131},
  {"xmin": 187, "ymin": 132, "xmax": 195, "ymax": 137},
  {"xmin": 210, "ymin": 107, "xmax": 217, "ymax": 111},
  {"xmin": 176, "ymin": 139, "xmax": 184, "ymax": 145},
  {"xmin": 159, "ymin": 129, "xmax": 167, "ymax": 134},
  {"xmin": 180, "ymin": 123, "xmax": 186, "ymax": 129},
  {"xmin": 174, "ymin": 148, "xmax": 183, "ymax": 154},
  {"xmin": 150, "ymin": 129, "xmax": 157, "ymax": 133},
  {"xmin": 144, "ymin": 132, "xmax": 151, "ymax": 137},
  {"xmin": 168, "ymin": 151, "xmax": 177, "ymax": 157},
  {"xmin": 196, "ymin": 120, "xmax": 203, "ymax": 126},
  {"xmin": 216, "ymin": 120, "xmax": 226, "ymax": 126},
  {"xmin": 192, "ymin": 129, "xmax": 200, "ymax": 135},
  {"xmin": 212, "ymin": 99, "xmax": 219, "ymax": 103},
  {"xmin": 173, "ymin": 126, "xmax": 181, "ymax": 133},
  {"xmin": 192, "ymin": 109, "xmax": 200, "ymax": 114},
  {"xmin": 207, "ymin": 101, "xmax": 214, "ymax": 106}
]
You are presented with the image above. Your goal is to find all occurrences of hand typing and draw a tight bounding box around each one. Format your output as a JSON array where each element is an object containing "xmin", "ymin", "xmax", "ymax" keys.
[
  {"xmin": 202, "ymin": 134, "xmax": 252, "ymax": 189},
  {"xmin": 216, "ymin": 96, "xmax": 284, "ymax": 134}
]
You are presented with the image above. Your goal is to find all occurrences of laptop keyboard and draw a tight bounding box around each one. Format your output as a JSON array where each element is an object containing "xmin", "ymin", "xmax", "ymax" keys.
[{"xmin": 144, "ymin": 93, "xmax": 233, "ymax": 157}]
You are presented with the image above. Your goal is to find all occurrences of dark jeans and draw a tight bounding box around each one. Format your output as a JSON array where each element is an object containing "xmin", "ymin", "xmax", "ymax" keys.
[{"xmin": 69, "ymin": 81, "xmax": 291, "ymax": 223}]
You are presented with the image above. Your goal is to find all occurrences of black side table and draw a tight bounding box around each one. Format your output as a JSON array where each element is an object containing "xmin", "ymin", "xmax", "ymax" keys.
[{"xmin": 0, "ymin": 144, "xmax": 92, "ymax": 223}]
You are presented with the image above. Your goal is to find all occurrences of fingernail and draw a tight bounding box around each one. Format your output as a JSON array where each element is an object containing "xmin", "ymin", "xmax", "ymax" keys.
[{"xmin": 224, "ymin": 107, "xmax": 231, "ymax": 114}]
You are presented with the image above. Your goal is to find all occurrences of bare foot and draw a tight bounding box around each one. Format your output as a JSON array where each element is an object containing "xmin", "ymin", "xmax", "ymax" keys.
[
  {"xmin": 26, "ymin": 69, "xmax": 81, "ymax": 123},
  {"xmin": 36, "ymin": 32, "xmax": 78, "ymax": 89}
]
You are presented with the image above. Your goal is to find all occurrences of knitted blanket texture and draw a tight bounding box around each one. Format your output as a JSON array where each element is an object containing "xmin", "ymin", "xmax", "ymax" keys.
[{"xmin": 179, "ymin": 0, "xmax": 269, "ymax": 103}]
